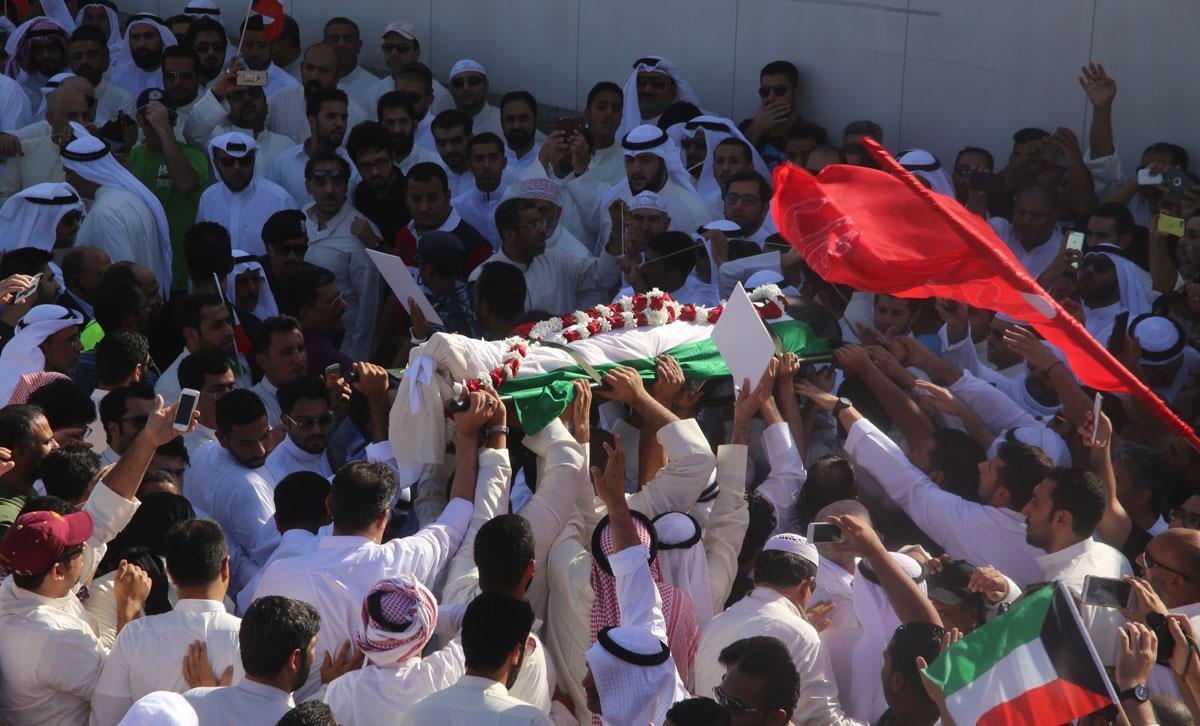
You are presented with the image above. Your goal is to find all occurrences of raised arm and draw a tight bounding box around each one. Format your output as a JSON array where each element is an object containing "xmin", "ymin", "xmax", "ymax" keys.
[
  {"xmin": 835, "ymin": 343, "xmax": 934, "ymax": 452},
  {"xmin": 1079, "ymin": 410, "xmax": 1132, "ymax": 548},
  {"xmin": 1079, "ymin": 62, "xmax": 1117, "ymax": 159},
  {"xmin": 830, "ymin": 514, "xmax": 942, "ymax": 627}
]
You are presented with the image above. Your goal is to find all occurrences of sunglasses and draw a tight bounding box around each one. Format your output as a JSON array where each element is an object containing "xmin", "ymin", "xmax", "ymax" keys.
[
  {"xmin": 1081, "ymin": 256, "xmax": 1113, "ymax": 272},
  {"xmin": 286, "ymin": 412, "xmax": 334, "ymax": 430},
  {"xmin": 451, "ymin": 75, "xmax": 484, "ymax": 89},
  {"xmin": 382, "ymin": 43, "xmax": 414, "ymax": 54},
  {"xmin": 723, "ymin": 193, "xmax": 762, "ymax": 207},
  {"xmin": 308, "ymin": 170, "xmax": 346, "ymax": 181},
  {"xmin": 1144, "ymin": 550, "xmax": 1192, "ymax": 581},
  {"xmin": 273, "ymin": 242, "xmax": 307, "ymax": 257},
  {"xmin": 192, "ymin": 42, "xmax": 225, "ymax": 54},
  {"xmin": 228, "ymin": 89, "xmax": 264, "ymax": 102},
  {"xmin": 1170, "ymin": 507, "xmax": 1200, "ymax": 530},
  {"xmin": 758, "ymin": 84, "xmax": 789, "ymax": 99},
  {"xmin": 217, "ymin": 155, "xmax": 254, "ymax": 168},
  {"xmin": 713, "ymin": 685, "xmax": 762, "ymax": 716},
  {"xmin": 164, "ymin": 70, "xmax": 194, "ymax": 80}
]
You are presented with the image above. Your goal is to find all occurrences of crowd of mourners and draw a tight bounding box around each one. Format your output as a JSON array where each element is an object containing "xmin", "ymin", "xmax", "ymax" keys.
[{"xmin": 0, "ymin": 0, "xmax": 1199, "ymax": 724}]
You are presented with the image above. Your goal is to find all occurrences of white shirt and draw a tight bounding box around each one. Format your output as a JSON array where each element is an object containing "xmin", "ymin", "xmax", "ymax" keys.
[
  {"xmin": 196, "ymin": 177, "xmax": 296, "ymax": 257},
  {"xmin": 988, "ymin": 217, "xmax": 1063, "ymax": 280},
  {"xmin": 185, "ymin": 91, "xmax": 294, "ymax": 175},
  {"xmin": 88, "ymin": 388, "xmax": 111, "ymax": 454},
  {"xmin": 446, "ymin": 167, "xmax": 475, "ymax": 199},
  {"xmin": 0, "ymin": 121, "xmax": 62, "ymax": 204},
  {"xmin": 467, "ymin": 244, "xmax": 620, "ymax": 317},
  {"xmin": 270, "ymin": 143, "xmax": 359, "ymax": 208},
  {"xmin": 452, "ymin": 178, "xmax": 512, "ymax": 250},
  {"xmin": 589, "ymin": 177, "xmax": 711, "ymax": 249},
  {"xmin": 754, "ymin": 422, "xmax": 807, "ymax": 535},
  {"xmin": 183, "ymin": 679, "xmax": 293, "ymax": 726},
  {"xmin": 695, "ymin": 587, "xmax": 859, "ymax": 726},
  {"xmin": 0, "ymin": 73, "xmax": 33, "ymax": 133},
  {"xmin": 252, "ymin": 498, "xmax": 473, "ymax": 701},
  {"xmin": 505, "ymin": 139, "xmax": 545, "ymax": 175},
  {"xmin": 78, "ymin": 186, "xmax": 169, "ymax": 290},
  {"xmin": 248, "ymin": 377, "xmax": 281, "ymax": 427},
  {"xmin": 262, "ymin": 62, "xmax": 300, "ymax": 97},
  {"xmin": 266, "ymin": 85, "xmax": 369, "ymax": 145},
  {"xmin": 324, "ymin": 639, "xmax": 466, "ymax": 724},
  {"xmin": 236, "ymin": 528, "xmax": 317, "ymax": 616},
  {"xmin": 397, "ymin": 143, "xmax": 445, "ymax": 176},
  {"xmin": 400, "ymin": 675, "xmax": 550, "ymax": 726},
  {"xmin": 844, "ymin": 418, "xmax": 1046, "ymax": 586},
  {"xmin": 265, "ymin": 435, "xmax": 334, "ymax": 483},
  {"xmin": 302, "ymin": 200, "xmax": 383, "ymax": 361},
  {"xmin": 154, "ymin": 349, "xmax": 251, "ymax": 411},
  {"xmin": 1037, "ymin": 538, "xmax": 1132, "ymax": 667},
  {"xmin": 183, "ymin": 423, "xmax": 219, "ymax": 461},
  {"xmin": 90, "ymin": 599, "xmax": 243, "ymax": 726},
  {"xmin": 336, "ymin": 65, "xmax": 382, "ymax": 113},
  {"xmin": 465, "ymin": 103, "xmax": 503, "ymax": 137},
  {"xmin": 366, "ymin": 76, "xmax": 452, "ymax": 123}
]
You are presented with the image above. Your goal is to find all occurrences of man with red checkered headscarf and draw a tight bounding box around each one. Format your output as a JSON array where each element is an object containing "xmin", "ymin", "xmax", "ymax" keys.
[{"xmin": 4, "ymin": 17, "xmax": 70, "ymax": 107}]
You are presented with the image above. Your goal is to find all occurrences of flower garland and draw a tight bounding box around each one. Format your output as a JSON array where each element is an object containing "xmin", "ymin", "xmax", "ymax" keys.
[{"xmin": 466, "ymin": 285, "xmax": 788, "ymax": 390}]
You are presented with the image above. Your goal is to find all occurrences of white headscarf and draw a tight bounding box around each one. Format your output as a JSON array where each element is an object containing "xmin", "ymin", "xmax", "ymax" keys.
[
  {"xmin": 34, "ymin": 71, "xmax": 76, "ymax": 116},
  {"xmin": 109, "ymin": 14, "xmax": 177, "ymax": 97},
  {"xmin": 117, "ymin": 691, "xmax": 198, "ymax": 726},
  {"xmin": 37, "ymin": 0, "xmax": 77, "ymax": 35},
  {"xmin": 585, "ymin": 624, "xmax": 680, "ymax": 726},
  {"xmin": 225, "ymin": 250, "xmax": 279, "ymax": 320},
  {"xmin": 898, "ymin": 149, "xmax": 956, "ymax": 197},
  {"xmin": 0, "ymin": 182, "xmax": 85, "ymax": 252},
  {"xmin": 668, "ymin": 115, "xmax": 771, "ymax": 204},
  {"xmin": 651, "ymin": 511, "xmax": 712, "ymax": 628},
  {"xmin": 0, "ymin": 305, "xmax": 83, "ymax": 405},
  {"xmin": 622, "ymin": 124, "xmax": 695, "ymax": 196},
  {"xmin": 1082, "ymin": 245, "xmax": 1155, "ymax": 340},
  {"xmin": 74, "ymin": 0, "xmax": 121, "ymax": 52},
  {"xmin": 184, "ymin": 0, "xmax": 222, "ymax": 20},
  {"xmin": 61, "ymin": 127, "xmax": 174, "ymax": 290},
  {"xmin": 4, "ymin": 16, "xmax": 71, "ymax": 79},
  {"xmin": 988, "ymin": 424, "xmax": 1071, "ymax": 467},
  {"xmin": 618, "ymin": 55, "xmax": 702, "ymax": 142}
]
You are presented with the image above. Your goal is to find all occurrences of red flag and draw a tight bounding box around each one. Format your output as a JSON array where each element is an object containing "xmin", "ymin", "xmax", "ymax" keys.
[
  {"xmin": 11, "ymin": 0, "xmax": 30, "ymax": 18},
  {"xmin": 251, "ymin": 0, "xmax": 285, "ymax": 42},
  {"xmin": 771, "ymin": 137, "xmax": 1200, "ymax": 449}
]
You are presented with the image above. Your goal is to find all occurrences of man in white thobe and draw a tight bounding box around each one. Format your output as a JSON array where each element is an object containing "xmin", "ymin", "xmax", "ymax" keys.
[
  {"xmin": 269, "ymin": 86, "xmax": 359, "ymax": 207},
  {"xmin": 452, "ymin": 133, "xmax": 513, "ymax": 250},
  {"xmin": 987, "ymin": 185, "xmax": 1064, "ymax": 281},
  {"xmin": 107, "ymin": 14, "xmax": 177, "ymax": 99},
  {"xmin": 364, "ymin": 21, "xmax": 452, "ymax": 119},
  {"xmin": 264, "ymin": 377, "xmax": 334, "ymax": 483},
  {"xmin": 322, "ymin": 17, "xmax": 379, "ymax": 113},
  {"xmin": 184, "ymin": 80, "xmax": 293, "ymax": 176},
  {"xmin": 616, "ymin": 55, "xmax": 703, "ymax": 141},
  {"xmin": 248, "ymin": 317, "xmax": 309, "ymax": 428},
  {"xmin": 446, "ymin": 59, "xmax": 502, "ymax": 138},
  {"xmin": 196, "ymin": 132, "xmax": 295, "ymax": 257},
  {"xmin": 0, "ymin": 85, "xmax": 93, "ymax": 204},
  {"xmin": 265, "ymin": 43, "xmax": 368, "ymax": 146}
]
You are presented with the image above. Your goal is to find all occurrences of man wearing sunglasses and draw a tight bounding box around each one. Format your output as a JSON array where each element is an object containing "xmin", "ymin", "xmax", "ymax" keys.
[
  {"xmin": 182, "ymin": 17, "xmax": 227, "ymax": 88},
  {"xmin": 447, "ymin": 59, "xmax": 502, "ymax": 139},
  {"xmin": 67, "ymin": 25, "xmax": 134, "ymax": 129},
  {"xmin": 1077, "ymin": 246, "xmax": 1153, "ymax": 342},
  {"xmin": 96, "ymin": 382, "xmax": 158, "ymax": 467},
  {"xmin": 197, "ymin": 132, "xmax": 295, "ymax": 258},
  {"xmin": 259, "ymin": 209, "xmax": 309, "ymax": 293},
  {"xmin": 742, "ymin": 60, "xmax": 803, "ymax": 167},
  {"xmin": 189, "ymin": 67, "xmax": 292, "ymax": 175},
  {"xmin": 365, "ymin": 21, "xmax": 451, "ymax": 124},
  {"xmin": 265, "ymin": 377, "xmax": 334, "ymax": 483}
]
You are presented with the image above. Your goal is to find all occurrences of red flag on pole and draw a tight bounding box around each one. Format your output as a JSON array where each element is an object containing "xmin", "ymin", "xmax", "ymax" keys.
[
  {"xmin": 771, "ymin": 137, "xmax": 1200, "ymax": 449},
  {"xmin": 11, "ymin": 0, "xmax": 30, "ymax": 19},
  {"xmin": 251, "ymin": 0, "xmax": 285, "ymax": 42}
]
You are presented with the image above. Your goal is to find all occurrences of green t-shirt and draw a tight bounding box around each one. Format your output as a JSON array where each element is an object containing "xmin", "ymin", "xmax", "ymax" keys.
[
  {"xmin": 127, "ymin": 144, "xmax": 212, "ymax": 293},
  {"xmin": 80, "ymin": 319, "xmax": 104, "ymax": 351},
  {"xmin": 0, "ymin": 481, "xmax": 30, "ymax": 534}
]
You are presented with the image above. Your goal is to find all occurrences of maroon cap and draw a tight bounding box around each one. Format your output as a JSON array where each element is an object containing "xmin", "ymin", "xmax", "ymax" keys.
[{"xmin": 0, "ymin": 510, "xmax": 93, "ymax": 576}]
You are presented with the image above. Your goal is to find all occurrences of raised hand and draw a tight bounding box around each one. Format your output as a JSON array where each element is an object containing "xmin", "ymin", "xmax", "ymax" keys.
[{"xmin": 1078, "ymin": 62, "xmax": 1116, "ymax": 109}]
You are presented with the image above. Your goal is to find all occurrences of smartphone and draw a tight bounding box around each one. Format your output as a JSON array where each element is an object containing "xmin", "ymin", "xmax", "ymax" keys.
[
  {"xmin": 324, "ymin": 363, "xmax": 341, "ymax": 388},
  {"xmin": 11, "ymin": 273, "xmax": 41, "ymax": 305},
  {"xmin": 1089, "ymin": 392, "xmax": 1103, "ymax": 445},
  {"xmin": 1081, "ymin": 575, "xmax": 1131, "ymax": 608},
  {"xmin": 1107, "ymin": 310, "xmax": 1130, "ymax": 356},
  {"xmin": 235, "ymin": 69, "xmax": 267, "ymax": 87},
  {"xmin": 1138, "ymin": 168, "xmax": 1164, "ymax": 186},
  {"xmin": 1065, "ymin": 230, "xmax": 1086, "ymax": 254},
  {"xmin": 1159, "ymin": 214, "xmax": 1186, "ymax": 237},
  {"xmin": 341, "ymin": 364, "xmax": 360, "ymax": 385},
  {"xmin": 553, "ymin": 116, "xmax": 583, "ymax": 138},
  {"xmin": 1164, "ymin": 167, "xmax": 1192, "ymax": 199},
  {"xmin": 174, "ymin": 389, "xmax": 200, "ymax": 432},
  {"xmin": 807, "ymin": 522, "xmax": 843, "ymax": 544},
  {"xmin": 968, "ymin": 170, "xmax": 1001, "ymax": 194},
  {"xmin": 1146, "ymin": 612, "xmax": 1179, "ymax": 666}
]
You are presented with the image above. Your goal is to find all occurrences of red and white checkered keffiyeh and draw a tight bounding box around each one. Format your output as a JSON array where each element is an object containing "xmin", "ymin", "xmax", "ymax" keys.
[
  {"xmin": 589, "ymin": 512, "xmax": 699, "ymax": 718},
  {"xmin": 7, "ymin": 371, "xmax": 70, "ymax": 405},
  {"xmin": 355, "ymin": 576, "xmax": 438, "ymax": 666}
]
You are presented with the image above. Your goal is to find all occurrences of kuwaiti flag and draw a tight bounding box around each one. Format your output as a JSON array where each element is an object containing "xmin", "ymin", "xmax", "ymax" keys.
[{"xmin": 923, "ymin": 581, "xmax": 1117, "ymax": 725}]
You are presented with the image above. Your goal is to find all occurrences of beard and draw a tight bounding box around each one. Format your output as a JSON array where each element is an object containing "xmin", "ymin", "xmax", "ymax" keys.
[
  {"xmin": 505, "ymin": 128, "xmax": 533, "ymax": 151},
  {"xmin": 131, "ymin": 47, "xmax": 159, "ymax": 70}
]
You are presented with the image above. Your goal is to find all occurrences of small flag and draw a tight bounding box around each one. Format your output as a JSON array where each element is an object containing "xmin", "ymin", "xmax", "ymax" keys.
[
  {"xmin": 923, "ymin": 581, "xmax": 1117, "ymax": 725},
  {"xmin": 251, "ymin": 0, "xmax": 285, "ymax": 42},
  {"xmin": 11, "ymin": 0, "xmax": 30, "ymax": 18}
]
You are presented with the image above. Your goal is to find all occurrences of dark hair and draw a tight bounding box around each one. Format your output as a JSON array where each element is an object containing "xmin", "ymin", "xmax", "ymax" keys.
[
  {"xmin": 664, "ymin": 698, "xmax": 730, "ymax": 726},
  {"xmin": 184, "ymin": 16, "xmax": 225, "ymax": 47},
  {"xmin": 1090, "ymin": 201, "xmax": 1136, "ymax": 238},
  {"xmin": 645, "ymin": 231, "xmax": 695, "ymax": 280},
  {"xmin": 397, "ymin": 62, "xmax": 433, "ymax": 90},
  {"xmin": 657, "ymin": 101, "xmax": 700, "ymax": 130},
  {"xmin": 714, "ymin": 136, "xmax": 752, "ymax": 163},
  {"xmin": 474, "ymin": 515, "xmax": 534, "ymax": 593},
  {"xmin": 98, "ymin": 382, "xmax": 156, "ymax": 429},
  {"xmin": 304, "ymin": 149, "xmax": 351, "ymax": 179},
  {"xmin": 500, "ymin": 90, "xmax": 537, "ymax": 117},
  {"xmin": 0, "ymin": 247, "xmax": 50, "ymax": 278},
  {"xmin": 156, "ymin": 436, "xmax": 190, "ymax": 465},
  {"xmin": 95, "ymin": 330, "xmax": 150, "ymax": 386},
  {"xmin": 331, "ymin": 461, "xmax": 396, "ymax": 531},
  {"xmin": 1144, "ymin": 142, "xmax": 1189, "ymax": 172},
  {"xmin": 215, "ymin": 389, "xmax": 267, "ymax": 436},
  {"xmin": 468, "ymin": 131, "xmax": 504, "ymax": 155},
  {"xmin": 461, "ymin": 591, "xmax": 535, "ymax": 672},
  {"xmin": 162, "ymin": 45, "xmax": 201, "ymax": 69},
  {"xmin": 277, "ymin": 15, "xmax": 300, "ymax": 46},
  {"xmin": 884, "ymin": 622, "xmax": 945, "ymax": 705},
  {"xmin": 843, "ymin": 119, "xmax": 883, "ymax": 140},
  {"xmin": 376, "ymin": 91, "xmax": 416, "ymax": 122},
  {"xmin": 93, "ymin": 266, "xmax": 145, "ymax": 332},
  {"xmin": 586, "ymin": 81, "xmax": 623, "ymax": 108},
  {"xmin": 1015, "ymin": 182, "xmax": 1060, "ymax": 211},
  {"xmin": 737, "ymin": 493, "xmax": 777, "ymax": 566},
  {"xmin": 760, "ymin": 60, "xmax": 799, "ymax": 87},
  {"xmin": 346, "ymin": 121, "xmax": 393, "ymax": 163},
  {"xmin": 305, "ymin": 86, "xmax": 348, "ymax": 119},
  {"xmin": 184, "ymin": 223, "xmax": 234, "ymax": 280},
  {"xmin": 277, "ymin": 377, "xmax": 327, "ymax": 417},
  {"xmin": 163, "ymin": 518, "xmax": 227, "ymax": 587},
  {"xmin": 28, "ymin": 379, "xmax": 95, "ymax": 431},
  {"xmin": 1112, "ymin": 442, "xmax": 1173, "ymax": 515},
  {"xmin": 929, "ymin": 429, "xmax": 985, "ymax": 501},
  {"xmin": 274, "ymin": 472, "xmax": 330, "ymax": 533},
  {"xmin": 801, "ymin": 455, "xmax": 856, "ymax": 515},
  {"xmin": 406, "ymin": 161, "xmax": 450, "ymax": 193},
  {"xmin": 239, "ymin": 596, "xmax": 320, "ymax": 680},
  {"xmin": 253, "ymin": 315, "xmax": 302, "ymax": 356},
  {"xmin": 718, "ymin": 636, "xmax": 800, "ymax": 720},
  {"xmin": 786, "ymin": 121, "xmax": 827, "ymax": 146},
  {"xmin": 243, "ymin": 15, "xmax": 265, "ymax": 33},
  {"xmin": 1046, "ymin": 466, "xmax": 1107, "ymax": 537},
  {"xmin": 178, "ymin": 350, "xmax": 233, "ymax": 392},
  {"xmin": 995, "ymin": 440, "xmax": 1053, "ymax": 510},
  {"xmin": 753, "ymin": 549, "xmax": 816, "ymax": 588},
  {"xmin": 279, "ymin": 263, "xmax": 336, "ymax": 314},
  {"xmin": 39, "ymin": 445, "xmax": 100, "ymax": 503},
  {"xmin": 431, "ymin": 108, "xmax": 472, "ymax": 136},
  {"xmin": 69, "ymin": 24, "xmax": 109, "ymax": 48},
  {"xmin": 495, "ymin": 198, "xmax": 536, "ymax": 234},
  {"xmin": 955, "ymin": 145, "xmax": 995, "ymax": 171},
  {"xmin": 1012, "ymin": 127, "xmax": 1050, "ymax": 146},
  {"xmin": 0, "ymin": 405, "xmax": 46, "ymax": 449},
  {"xmin": 276, "ymin": 701, "xmax": 338, "ymax": 726},
  {"xmin": 475, "ymin": 262, "xmax": 526, "ymax": 322},
  {"xmin": 322, "ymin": 16, "xmax": 358, "ymax": 35},
  {"xmin": 726, "ymin": 170, "xmax": 771, "ymax": 204}
]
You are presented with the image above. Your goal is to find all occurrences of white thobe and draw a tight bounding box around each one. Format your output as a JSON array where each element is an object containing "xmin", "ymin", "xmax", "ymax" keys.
[
  {"xmin": 452, "ymin": 178, "xmax": 512, "ymax": 250},
  {"xmin": 270, "ymin": 144, "xmax": 359, "ymax": 208},
  {"xmin": 236, "ymin": 528, "xmax": 317, "ymax": 616},
  {"xmin": 446, "ymin": 167, "xmax": 475, "ymax": 198},
  {"xmin": 753, "ymin": 422, "xmax": 807, "ymax": 535},
  {"xmin": 324, "ymin": 640, "xmax": 466, "ymax": 724},
  {"xmin": 505, "ymin": 139, "xmax": 545, "ymax": 175},
  {"xmin": 0, "ymin": 122, "xmax": 64, "ymax": 204},
  {"xmin": 544, "ymin": 223, "xmax": 591, "ymax": 260},
  {"xmin": 265, "ymin": 85, "xmax": 369, "ymax": 145},
  {"xmin": 0, "ymin": 74, "xmax": 32, "ymax": 132},
  {"xmin": 252, "ymin": 498, "xmax": 473, "ymax": 701},
  {"xmin": 77, "ymin": 186, "xmax": 169, "ymax": 291},
  {"xmin": 1149, "ymin": 601, "xmax": 1200, "ymax": 697},
  {"xmin": 90, "ymin": 599, "xmax": 243, "ymax": 726},
  {"xmin": 262, "ymin": 62, "xmax": 300, "ymax": 97},
  {"xmin": 183, "ymin": 423, "xmax": 219, "ymax": 460},
  {"xmin": 401, "ymin": 675, "xmax": 550, "ymax": 726},
  {"xmin": 248, "ymin": 377, "xmax": 281, "ymax": 427},
  {"xmin": 183, "ymin": 679, "xmax": 293, "ymax": 725},
  {"xmin": 813, "ymin": 559, "xmax": 861, "ymax": 699},
  {"xmin": 465, "ymin": 103, "xmax": 503, "ymax": 137},
  {"xmin": 988, "ymin": 218, "xmax": 1063, "ymax": 280},
  {"xmin": 1036, "ymin": 538, "xmax": 1132, "ymax": 667},
  {"xmin": 302, "ymin": 200, "xmax": 382, "ymax": 361},
  {"xmin": 695, "ymin": 587, "xmax": 859, "ymax": 726},
  {"xmin": 196, "ymin": 177, "xmax": 296, "ymax": 257},
  {"xmin": 265, "ymin": 435, "xmax": 333, "ymax": 483},
  {"xmin": 95, "ymin": 81, "xmax": 133, "ymax": 126},
  {"xmin": 397, "ymin": 143, "xmax": 445, "ymax": 175},
  {"xmin": 108, "ymin": 62, "xmax": 164, "ymax": 99},
  {"xmin": 336, "ymin": 65, "xmax": 381, "ymax": 113},
  {"xmin": 589, "ymin": 178, "xmax": 710, "ymax": 249},
  {"xmin": 585, "ymin": 144, "xmax": 627, "ymax": 188},
  {"xmin": 466, "ymin": 244, "xmax": 620, "ymax": 317},
  {"xmin": 365, "ymin": 76, "xmax": 452, "ymax": 123},
  {"xmin": 155, "ymin": 349, "xmax": 251, "ymax": 408},
  {"xmin": 844, "ymin": 418, "xmax": 1046, "ymax": 587},
  {"xmin": 87, "ymin": 388, "xmax": 110, "ymax": 454}
]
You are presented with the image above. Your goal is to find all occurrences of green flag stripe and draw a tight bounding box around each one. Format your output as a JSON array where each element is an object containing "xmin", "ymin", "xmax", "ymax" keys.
[
  {"xmin": 924, "ymin": 584, "xmax": 1054, "ymax": 696},
  {"xmin": 500, "ymin": 319, "xmax": 829, "ymax": 434}
]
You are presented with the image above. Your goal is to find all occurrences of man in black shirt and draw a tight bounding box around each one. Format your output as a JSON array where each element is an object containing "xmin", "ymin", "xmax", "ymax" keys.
[{"xmin": 346, "ymin": 121, "xmax": 410, "ymax": 245}]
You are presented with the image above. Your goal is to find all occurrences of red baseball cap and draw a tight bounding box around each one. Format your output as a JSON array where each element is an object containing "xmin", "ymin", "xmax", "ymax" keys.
[{"xmin": 0, "ymin": 510, "xmax": 93, "ymax": 576}]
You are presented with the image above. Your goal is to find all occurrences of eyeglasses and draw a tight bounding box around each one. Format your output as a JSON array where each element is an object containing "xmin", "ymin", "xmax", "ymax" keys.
[
  {"xmin": 382, "ymin": 43, "xmax": 414, "ymax": 54},
  {"xmin": 228, "ymin": 89, "xmax": 264, "ymax": 102},
  {"xmin": 308, "ymin": 169, "xmax": 346, "ymax": 181},
  {"xmin": 122, "ymin": 414, "xmax": 150, "ymax": 430},
  {"xmin": 320, "ymin": 291, "xmax": 345, "ymax": 308},
  {"xmin": 758, "ymin": 84, "xmax": 789, "ymax": 99},
  {"xmin": 451, "ymin": 75, "xmax": 484, "ymax": 89},
  {"xmin": 713, "ymin": 685, "xmax": 762, "ymax": 716},
  {"xmin": 1144, "ymin": 550, "xmax": 1192, "ymax": 580},
  {"xmin": 1170, "ymin": 507, "xmax": 1200, "ymax": 530},
  {"xmin": 357, "ymin": 157, "xmax": 394, "ymax": 172},
  {"xmin": 164, "ymin": 70, "xmax": 194, "ymax": 80},
  {"xmin": 217, "ymin": 155, "xmax": 254, "ymax": 168},
  {"xmin": 285, "ymin": 412, "xmax": 334, "ymax": 430},
  {"xmin": 723, "ymin": 193, "xmax": 762, "ymax": 207},
  {"xmin": 192, "ymin": 42, "xmax": 225, "ymax": 54},
  {"xmin": 517, "ymin": 218, "xmax": 548, "ymax": 232},
  {"xmin": 273, "ymin": 242, "xmax": 307, "ymax": 257},
  {"xmin": 1081, "ymin": 256, "xmax": 1113, "ymax": 272}
]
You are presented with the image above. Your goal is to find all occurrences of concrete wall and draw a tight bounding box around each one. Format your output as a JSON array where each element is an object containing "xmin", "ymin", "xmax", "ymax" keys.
[{"xmin": 132, "ymin": 0, "xmax": 1198, "ymax": 175}]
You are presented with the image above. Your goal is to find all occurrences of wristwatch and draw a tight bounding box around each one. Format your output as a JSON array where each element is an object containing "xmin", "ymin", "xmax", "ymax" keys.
[
  {"xmin": 1118, "ymin": 684, "xmax": 1149, "ymax": 703},
  {"xmin": 832, "ymin": 396, "xmax": 854, "ymax": 416},
  {"xmin": 485, "ymin": 425, "xmax": 509, "ymax": 437}
]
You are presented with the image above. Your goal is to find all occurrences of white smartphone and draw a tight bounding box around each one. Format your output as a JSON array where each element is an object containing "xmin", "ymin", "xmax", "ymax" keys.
[
  {"xmin": 235, "ymin": 69, "xmax": 267, "ymax": 87},
  {"xmin": 174, "ymin": 389, "xmax": 200, "ymax": 432},
  {"xmin": 1065, "ymin": 230, "xmax": 1085, "ymax": 254},
  {"xmin": 1090, "ymin": 392, "xmax": 1103, "ymax": 445},
  {"xmin": 11, "ymin": 273, "xmax": 41, "ymax": 305},
  {"xmin": 1081, "ymin": 575, "xmax": 1131, "ymax": 609},
  {"xmin": 1138, "ymin": 168, "xmax": 1164, "ymax": 186},
  {"xmin": 807, "ymin": 522, "xmax": 843, "ymax": 544}
]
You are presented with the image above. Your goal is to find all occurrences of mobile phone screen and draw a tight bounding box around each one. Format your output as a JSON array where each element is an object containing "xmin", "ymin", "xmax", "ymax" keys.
[
  {"xmin": 174, "ymin": 390, "xmax": 199, "ymax": 427},
  {"xmin": 1081, "ymin": 576, "xmax": 1130, "ymax": 608},
  {"xmin": 807, "ymin": 522, "xmax": 842, "ymax": 544}
]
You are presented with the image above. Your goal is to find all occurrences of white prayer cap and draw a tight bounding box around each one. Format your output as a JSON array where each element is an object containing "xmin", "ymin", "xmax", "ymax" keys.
[
  {"xmin": 0, "ymin": 305, "xmax": 84, "ymax": 405},
  {"xmin": 225, "ymin": 250, "xmax": 279, "ymax": 320},
  {"xmin": 746, "ymin": 269, "xmax": 785, "ymax": 289},
  {"xmin": 384, "ymin": 20, "xmax": 419, "ymax": 41},
  {"xmin": 988, "ymin": 424, "xmax": 1070, "ymax": 467},
  {"xmin": 450, "ymin": 59, "xmax": 486, "ymax": 78},
  {"xmin": 898, "ymin": 148, "xmax": 955, "ymax": 197},
  {"xmin": 0, "ymin": 181, "xmax": 85, "ymax": 253},
  {"xmin": 1130, "ymin": 313, "xmax": 1186, "ymax": 365},
  {"xmin": 117, "ymin": 691, "xmax": 198, "ymax": 726},
  {"xmin": 700, "ymin": 219, "xmax": 740, "ymax": 233},
  {"xmin": 585, "ymin": 624, "xmax": 678, "ymax": 726},
  {"xmin": 630, "ymin": 190, "xmax": 667, "ymax": 213},
  {"xmin": 762, "ymin": 532, "xmax": 819, "ymax": 569},
  {"xmin": 183, "ymin": 0, "xmax": 220, "ymax": 17},
  {"xmin": 209, "ymin": 131, "xmax": 257, "ymax": 159},
  {"xmin": 517, "ymin": 177, "xmax": 561, "ymax": 206}
]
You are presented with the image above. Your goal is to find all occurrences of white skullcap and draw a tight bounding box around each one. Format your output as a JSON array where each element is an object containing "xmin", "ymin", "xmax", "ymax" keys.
[
  {"xmin": 652, "ymin": 511, "xmax": 701, "ymax": 549},
  {"xmin": 384, "ymin": 20, "xmax": 418, "ymax": 40},
  {"xmin": 1130, "ymin": 314, "xmax": 1185, "ymax": 365},
  {"xmin": 763, "ymin": 533, "xmax": 819, "ymax": 569},
  {"xmin": 746, "ymin": 269, "xmax": 785, "ymax": 289},
  {"xmin": 630, "ymin": 191, "xmax": 667, "ymax": 213},
  {"xmin": 988, "ymin": 424, "xmax": 1071, "ymax": 467},
  {"xmin": 450, "ymin": 59, "xmax": 486, "ymax": 78},
  {"xmin": 700, "ymin": 219, "xmax": 742, "ymax": 233},
  {"xmin": 517, "ymin": 177, "xmax": 561, "ymax": 206},
  {"xmin": 183, "ymin": 0, "xmax": 219, "ymax": 15},
  {"xmin": 118, "ymin": 691, "xmax": 198, "ymax": 726},
  {"xmin": 209, "ymin": 131, "xmax": 257, "ymax": 159}
]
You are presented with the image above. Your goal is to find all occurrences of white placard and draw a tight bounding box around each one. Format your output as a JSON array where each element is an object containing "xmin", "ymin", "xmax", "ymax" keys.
[
  {"xmin": 365, "ymin": 249, "xmax": 444, "ymax": 326},
  {"xmin": 711, "ymin": 282, "xmax": 776, "ymax": 392}
]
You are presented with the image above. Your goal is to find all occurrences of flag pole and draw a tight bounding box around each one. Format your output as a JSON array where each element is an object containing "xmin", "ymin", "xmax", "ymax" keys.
[{"xmin": 228, "ymin": 0, "xmax": 256, "ymax": 72}]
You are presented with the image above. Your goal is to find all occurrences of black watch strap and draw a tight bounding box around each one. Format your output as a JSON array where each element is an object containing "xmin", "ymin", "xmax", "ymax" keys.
[
  {"xmin": 832, "ymin": 397, "xmax": 853, "ymax": 416},
  {"xmin": 1118, "ymin": 684, "xmax": 1148, "ymax": 703}
]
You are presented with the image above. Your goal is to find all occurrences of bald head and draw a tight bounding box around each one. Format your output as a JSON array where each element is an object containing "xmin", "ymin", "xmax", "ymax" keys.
[
  {"xmin": 46, "ymin": 88, "xmax": 96, "ymax": 135},
  {"xmin": 59, "ymin": 76, "xmax": 95, "ymax": 97},
  {"xmin": 300, "ymin": 43, "xmax": 338, "ymax": 90},
  {"xmin": 816, "ymin": 499, "xmax": 871, "ymax": 524},
  {"xmin": 1154, "ymin": 528, "xmax": 1200, "ymax": 575}
]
